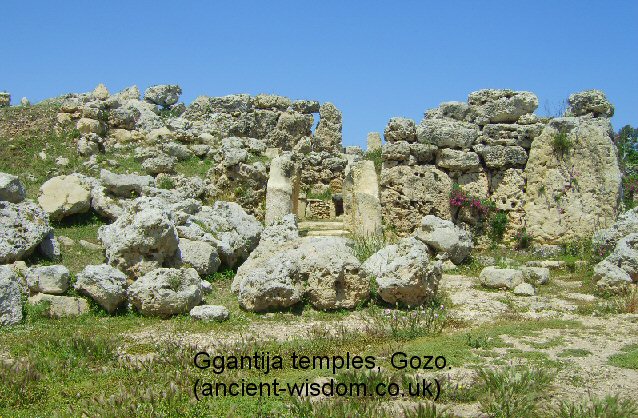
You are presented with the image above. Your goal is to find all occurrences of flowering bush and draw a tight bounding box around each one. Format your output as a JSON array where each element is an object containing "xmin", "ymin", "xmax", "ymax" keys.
[{"xmin": 449, "ymin": 184, "xmax": 494, "ymax": 217}]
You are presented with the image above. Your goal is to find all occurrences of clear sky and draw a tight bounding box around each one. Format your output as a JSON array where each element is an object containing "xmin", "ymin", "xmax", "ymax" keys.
[{"xmin": 1, "ymin": 1, "xmax": 636, "ymax": 147}]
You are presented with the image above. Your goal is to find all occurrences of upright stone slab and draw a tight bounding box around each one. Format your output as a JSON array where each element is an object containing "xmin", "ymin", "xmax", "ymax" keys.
[
  {"xmin": 524, "ymin": 116, "xmax": 621, "ymax": 243},
  {"xmin": 265, "ymin": 152, "xmax": 300, "ymax": 225},
  {"xmin": 343, "ymin": 160, "xmax": 382, "ymax": 237},
  {"xmin": 367, "ymin": 132, "xmax": 383, "ymax": 152}
]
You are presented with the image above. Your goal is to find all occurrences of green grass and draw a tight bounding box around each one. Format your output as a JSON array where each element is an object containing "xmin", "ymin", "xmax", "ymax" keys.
[
  {"xmin": 557, "ymin": 348, "xmax": 592, "ymax": 358},
  {"xmin": 553, "ymin": 395, "xmax": 638, "ymax": 418},
  {"xmin": 364, "ymin": 148, "xmax": 383, "ymax": 175},
  {"xmin": 174, "ymin": 156, "xmax": 214, "ymax": 178},
  {"xmin": 608, "ymin": 344, "xmax": 638, "ymax": 370},
  {"xmin": 50, "ymin": 211, "xmax": 108, "ymax": 273}
]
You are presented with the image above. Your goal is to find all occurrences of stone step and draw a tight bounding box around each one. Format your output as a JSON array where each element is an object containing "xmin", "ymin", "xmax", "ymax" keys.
[
  {"xmin": 305, "ymin": 229, "xmax": 350, "ymax": 237},
  {"xmin": 298, "ymin": 221, "xmax": 345, "ymax": 231}
]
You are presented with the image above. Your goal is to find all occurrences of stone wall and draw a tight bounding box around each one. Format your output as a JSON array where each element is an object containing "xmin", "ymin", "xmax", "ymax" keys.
[
  {"xmin": 54, "ymin": 84, "xmax": 345, "ymax": 221},
  {"xmin": 380, "ymin": 89, "xmax": 621, "ymax": 244}
]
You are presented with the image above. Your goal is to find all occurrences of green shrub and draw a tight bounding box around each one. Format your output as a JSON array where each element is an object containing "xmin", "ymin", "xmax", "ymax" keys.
[
  {"xmin": 489, "ymin": 211, "xmax": 508, "ymax": 243},
  {"xmin": 364, "ymin": 148, "xmax": 383, "ymax": 175},
  {"xmin": 552, "ymin": 130, "xmax": 572, "ymax": 157},
  {"xmin": 157, "ymin": 176, "xmax": 175, "ymax": 189}
]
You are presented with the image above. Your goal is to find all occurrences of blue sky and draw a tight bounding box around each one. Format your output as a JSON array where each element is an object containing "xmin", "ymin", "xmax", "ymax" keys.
[{"xmin": 1, "ymin": 1, "xmax": 636, "ymax": 147}]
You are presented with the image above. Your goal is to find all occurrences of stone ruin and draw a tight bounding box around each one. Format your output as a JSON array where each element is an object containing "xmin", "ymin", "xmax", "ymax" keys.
[
  {"xmin": 51, "ymin": 85, "xmax": 622, "ymax": 245},
  {"xmin": 54, "ymin": 84, "xmax": 349, "ymax": 222},
  {"xmin": 380, "ymin": 89, "xmax": 621, "ymax": 244}
]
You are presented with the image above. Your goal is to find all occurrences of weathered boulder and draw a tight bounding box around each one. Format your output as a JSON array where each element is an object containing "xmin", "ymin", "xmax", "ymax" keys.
[
  {"xmin": 592, "ymin": 207, "xmax": 638, "ymax": 253},
  {"xmin": 474, "ymin": 145, "xmax": 527, "ymax": 169},
  {"xmin": 343, "ymin": 160, "xmax": 382, "ymax": 237},
  {"xmin": 416, "ymin": 119, "xmax": 479, "ymax": 149},
  {"xmin": 567, "ymin": 90, "xmax": 614, "ymax": 117},
  {"xmin": 189, "ymin": 305, "xmax": 229, "ymax": 321},
  {"xmin": 38, "ymin": 175, "xmax": 91, "ymax": 220},
  {"xmin": 513, "ymin": 282, "xmax": 535, "ymax": 296},
  {"xmin": 74, "ymin": 264, "xmax": 128, "ymax": 313},
  {"xmin": 98, "ymin": 197, "xmax": 179, "ymax": 277},
  {"xmin": 603, "ymin": 233, "xmax": 638, "ymax": 281},
  {"xmin": 0, "ymin": 200, "xmax": 52, "ymax": 263},
  {"xmin": 233, "ymin": 236, "xmax": 368, "ymax": 312},
  {"xmin": 521, "ymin": 267, "xmax": 550, "ymax": 285},
  {"xmin": 100, "ymin": 169, "xmax": 154, "ymax": 197},
  {"xmin": 173, "ymin": 239, "xmax": 220, "ymax": 276},
  {"xmin": 92, "ymin": 83, "xmax": 109, "ymax": 100},
  {"xmin": 38, "ymin": 232, "xmax": 61, "ymax": 261},
  {"xmin": 524, "ymin": 117, "xmax": 621, "ymax": 243},
  {"xmin": 253, "ymin": 94, "xmax": 291, "ymax": 110},
  {"xmin": 189, "ymin": 202, "xmax": 262, "ymax": 268},
  {"xmin": 142, "ymin": 154, "xmax": 177, "ymax": 175},
  {"xmin": 144, "ymin": 84, "xmax": 182, "ymax": 108},
  {"xmin": 25, "ymin": 265, "xmax": 70, "ymax": 295},
  {"xmin": 265, "ymin": 153, "xmax": 300, "ymax": 225},
  {"xmin": 0, "ymin": 173, "xmax": 26, "ymax": 203},
  {"xmin": 479, "ymin": 266, "xmax": 524, "ymax": 290},
  {"xmin": 384, "ymin": 117, "xmax": 417, "ymax": 143},
  {"xmin": 27, "ymin": 294, "xmax": 90, "ymax": 318},
  {"xmin": 436, "ymin": 149, "xmax": 481, "ymax": 172},
  {"xmin": 413, "ymin": 215, "xmax": 473, "ymax": 264},
  {"xmin": 128, "ymin": 268, "xmax": 202, "ymax": 317},
  {"xmin": 0, "ymin": 266, "xmax": 22, "ymax": 325},
  {"xmin": 291, "ymin": 100, "xmax": 320, "ymax": 114},
  {"xmin": 361, "ymin": 237, "xmax": 441, "ymax": 306},
  {"xmin": 425, "ymin": 101, "xmax": 472, "ymax": 122},
  {"xmin": 467, "ymin": 89, "xmax": 538, "ymax": 124},
  {"xmin": 593, "ymin": 259, "xmax": 632, "ymax": 292}
]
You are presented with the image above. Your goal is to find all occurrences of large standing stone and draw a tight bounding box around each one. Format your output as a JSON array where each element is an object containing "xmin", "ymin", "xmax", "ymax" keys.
[
  {"xmin": 0, "ymin": 173, "xmax": 26, "ymax": 203},
  {"xmin": 265, "ymin": 153, "xmax": 300, "ymax": 225},
  {"xmin": 524, "ymin": 117, "xmax": 621, "ymax": 243},
  {"xmin": 233, "ymin": 236, "xmax": 368, "ymax": 312},
  {"xmin": 0, "ymin": 266, "xmax": 22, "ymax": 326},
  {"xmin": 38, "ymin": 175, "xmax": 91, "ymax": 220},
  {"xmin": 314, "ymin": 103, "xmax": 343, "ymax": 152},
  {"xmin": 361, "ymin": 237, "xmax": 441, "ymax": 306},
  {"xmin": 367, "ymin": 132, "xmax": 383, "ymax": 152},
  {"xmin": 413, "ymin": 215, "xmax": 473, "ymax": 264},
  {"xmin": 74, "ymin": 264, "xmax": 128, "ymax": 313},
  {"xmin": 343, "ymin": 160, "xmax": 382, "ymax": 237},
  {"xmin": 98, "ymin": 197, "xmax": 179, "ymax": 277},
  {"xmin": 0, "ymin": 200, "xmax": 52, "ymax": 263},
  {"xmin": 25, "ymin": 265, "xmax": 70, "ymax": 295},
  {"xmin": 128, "ymin": 268, "xmax": 202, "ymax": 317}
]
